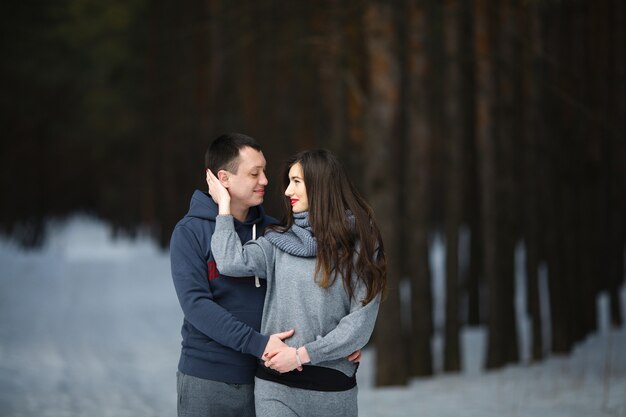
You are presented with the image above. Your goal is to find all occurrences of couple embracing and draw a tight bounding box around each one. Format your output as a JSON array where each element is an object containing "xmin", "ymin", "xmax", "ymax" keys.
[{"xmin": 171, "ymin": 133, "xmax": 386, "ymax": 417}]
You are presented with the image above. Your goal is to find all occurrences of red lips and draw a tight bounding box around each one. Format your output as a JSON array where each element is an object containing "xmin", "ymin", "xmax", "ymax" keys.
[{"xmin": 290, "ymin": 199, "xmax": 298, "ymax": 206}]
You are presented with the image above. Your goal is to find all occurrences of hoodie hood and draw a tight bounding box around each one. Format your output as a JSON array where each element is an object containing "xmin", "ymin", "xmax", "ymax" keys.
[{"xmin": 186, "ymin": 190, "xmax": 267, "ymax": 225}]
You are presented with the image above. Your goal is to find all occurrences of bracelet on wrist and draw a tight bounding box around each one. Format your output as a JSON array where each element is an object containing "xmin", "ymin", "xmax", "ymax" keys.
[{"xmin": 295, "ymin": 347, "xmax": 303, "ymax": 367}]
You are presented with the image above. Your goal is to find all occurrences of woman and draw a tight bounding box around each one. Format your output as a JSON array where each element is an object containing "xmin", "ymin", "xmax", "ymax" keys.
[{"xmin": 207, "ymin": 149, "xmax": 386, "ymax": 416}]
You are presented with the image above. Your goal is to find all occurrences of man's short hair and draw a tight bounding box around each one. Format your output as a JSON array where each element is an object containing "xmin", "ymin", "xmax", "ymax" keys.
[{"xmin": 205, "ymin": 133, "xmax": 262, "ymax": 174}]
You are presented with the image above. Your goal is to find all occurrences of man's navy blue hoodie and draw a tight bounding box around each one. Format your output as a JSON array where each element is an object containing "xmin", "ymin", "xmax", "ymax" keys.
[{"xmin": 170, "ymin": 190, "xmax": 276, "ymax": 384}]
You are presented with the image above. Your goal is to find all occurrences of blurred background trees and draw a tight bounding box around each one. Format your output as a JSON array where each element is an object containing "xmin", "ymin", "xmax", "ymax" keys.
[{"xmin": 1, "ymin": 0, "xmax": 624, "ymax": 386}]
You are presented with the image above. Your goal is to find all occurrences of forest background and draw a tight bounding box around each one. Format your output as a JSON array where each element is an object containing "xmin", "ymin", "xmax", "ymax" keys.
[{"xmin": 1, "ymin": 0, "xmax": 624, "ymax": 386}]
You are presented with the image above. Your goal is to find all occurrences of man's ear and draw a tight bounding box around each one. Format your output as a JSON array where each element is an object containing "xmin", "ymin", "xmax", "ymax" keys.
[{"xmin": 217, "ymin": 170, "xmax": 230, "ymax": 186}]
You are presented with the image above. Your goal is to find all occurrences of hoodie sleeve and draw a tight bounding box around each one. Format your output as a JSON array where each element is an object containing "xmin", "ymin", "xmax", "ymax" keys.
[
  {"xmin": 211, "ymin": 215, "xmax": 275, "ymax": 280},
  {"xmin": 170, "ymin": 223, "xmax": 269, "ymax": 358},
  {"xmin": 304, "ymin": 279, "xmax": 381, "ymax": 365}
]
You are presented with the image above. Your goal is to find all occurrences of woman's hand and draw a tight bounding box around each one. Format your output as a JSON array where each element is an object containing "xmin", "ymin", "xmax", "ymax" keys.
[
  {"xmin": 264, "ymin": 346, "xmax": 303, "ymax": 373},
  {"xmin": 206, "ymin": 169, "xmax": 231, "ymax": 215}
]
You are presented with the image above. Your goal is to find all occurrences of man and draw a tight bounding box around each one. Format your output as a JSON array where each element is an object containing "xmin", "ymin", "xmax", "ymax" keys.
[{"xmin": 170, "ymin": 133, "xmax": 290, "ymax": 417}]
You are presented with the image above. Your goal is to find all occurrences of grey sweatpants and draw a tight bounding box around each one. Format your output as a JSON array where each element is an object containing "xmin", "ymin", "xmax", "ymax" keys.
[
  {"xmin": 254, "ymin": 377, "xmax": 358, "ymax": 417},
  {"xmin": 177, "ymin": 371, "xmax": 255, "ymax": 417}
]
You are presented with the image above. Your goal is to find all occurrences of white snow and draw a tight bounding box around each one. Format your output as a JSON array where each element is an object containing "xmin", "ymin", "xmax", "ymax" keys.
[{"xmin": 0, "ymin": 216, "xmax": 624, "ymax": 417}]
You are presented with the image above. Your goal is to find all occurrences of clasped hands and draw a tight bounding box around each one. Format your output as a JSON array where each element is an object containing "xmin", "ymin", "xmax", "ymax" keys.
[{"xmin": 263, "ymin": 329, "xmax": 362, "ymax": 374}]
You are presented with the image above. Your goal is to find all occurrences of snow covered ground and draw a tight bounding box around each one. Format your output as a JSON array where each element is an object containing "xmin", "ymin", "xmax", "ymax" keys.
[{"xmin": 0, "ymin": 216, "xmax": 624, "ymax": 417}]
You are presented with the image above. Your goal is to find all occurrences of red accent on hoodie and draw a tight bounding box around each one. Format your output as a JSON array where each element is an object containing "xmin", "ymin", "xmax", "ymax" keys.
[{"xmin": 207, "ymin": 260, "xmax": 219, "ymax": 281}]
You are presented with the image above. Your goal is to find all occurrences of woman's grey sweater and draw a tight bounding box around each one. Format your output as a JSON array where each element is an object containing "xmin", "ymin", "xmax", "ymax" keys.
[{"xmin": 211, "ymin": 215, "xmax": 380, "ymax": 377}]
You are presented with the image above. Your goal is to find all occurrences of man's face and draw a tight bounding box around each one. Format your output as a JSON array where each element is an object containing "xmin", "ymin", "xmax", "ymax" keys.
[{"xmin": 222, "ymin": 146, "xmax": 268, "ymax": 210}]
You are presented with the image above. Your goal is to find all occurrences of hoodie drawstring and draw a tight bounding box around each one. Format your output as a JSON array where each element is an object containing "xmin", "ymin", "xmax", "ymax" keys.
[{"xmin": 253, "ymin": 224, "xmax": 260, "ymax": 288}]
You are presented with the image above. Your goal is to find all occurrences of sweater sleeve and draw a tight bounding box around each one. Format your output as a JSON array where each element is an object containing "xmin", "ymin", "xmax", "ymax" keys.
[
  {"xmin": 211, "ymin": 215, "xmax": 275, "ymax": 280},
  {"xmin": 170, "ymin": 223, "xmax": 269, "ymax": 358},
  {"xmin": 304, "ymin": 279, "xmax": 381, "ymax": 365}
]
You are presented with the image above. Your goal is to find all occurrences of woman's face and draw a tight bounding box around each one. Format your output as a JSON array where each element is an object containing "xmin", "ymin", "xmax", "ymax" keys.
[{"xmin": 284, "ymin": 162, "xmax": 309, "ymax": 213}]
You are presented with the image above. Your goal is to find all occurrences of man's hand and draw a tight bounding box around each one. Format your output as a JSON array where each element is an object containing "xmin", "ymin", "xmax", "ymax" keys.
[
  {"xmin": 347, "ymin": 349, "xmax": 362, "ymax": 363},
  {"xmin": 262, "ymin": 329, "xmax": 294, "ymax": 359}
]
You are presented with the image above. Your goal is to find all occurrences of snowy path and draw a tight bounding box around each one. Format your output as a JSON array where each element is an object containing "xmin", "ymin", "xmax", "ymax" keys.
[
  {"xmin": 0, "ymin": 217, "xmax": 624, "ymax": 417},
  {"xmin": 356, "ymin": 331, "xmax": 625, "ymax": 417}
]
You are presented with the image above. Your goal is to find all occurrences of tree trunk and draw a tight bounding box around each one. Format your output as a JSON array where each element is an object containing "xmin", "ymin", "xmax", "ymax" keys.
[
  {"xmin": 495, "ymin": 0, "xmax": 520, "ymax": 365},
  {"xmin": 606, "ymin": 0, "xmax": 625, "ymax": 327},
  {"xmin": 362, "ymin": 1, "xmax": 407, "ymax": 387},
  {"xmin": 521, "ymin": 0, "xmax": 544, "ymax": 361},
  {"xmin": 474, "ymin": 0, "xmax": 518, "ymax": 368},
  {"xmin": 442, "ymin": 0, "xmax": 463, "ymax": 373},
  {"xmin": 405, "ymin": 0, "xmax": 435, "ymax": 378},
  {"xmin": 474, "ymin": 0, "xmax": 500, "ymax": 368},
  {"xmin": 457, "ymin": 0, "xmax": 482, "ymax": 329}
]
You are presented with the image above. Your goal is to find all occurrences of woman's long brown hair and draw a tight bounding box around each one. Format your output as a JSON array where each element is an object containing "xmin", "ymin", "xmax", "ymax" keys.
[{"xmin": 269, "ymin": 149, "xmax": 387, "ymax": 305}]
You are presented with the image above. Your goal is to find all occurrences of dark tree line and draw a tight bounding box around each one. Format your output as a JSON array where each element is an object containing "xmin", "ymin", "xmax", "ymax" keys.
[{"xmin": 1, "ymin": 0, "xmax": 624, "ymax": 386}]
